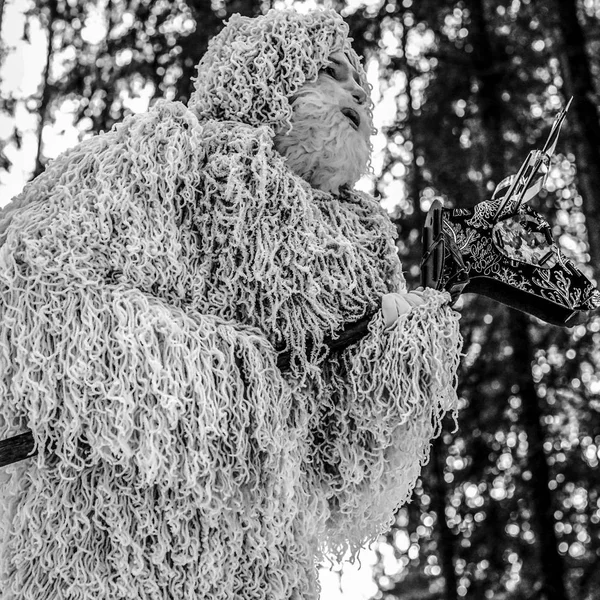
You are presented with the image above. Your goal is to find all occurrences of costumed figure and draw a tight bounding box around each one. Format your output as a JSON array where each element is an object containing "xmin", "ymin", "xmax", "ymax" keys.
[{"xmin": 0, "ymin": 9, "xmax": 461, "ymax": 599}]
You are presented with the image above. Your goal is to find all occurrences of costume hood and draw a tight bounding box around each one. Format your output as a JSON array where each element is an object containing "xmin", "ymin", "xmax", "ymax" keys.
[{"xmin": 188, "ymin": 9, "xmax": 372, "ymax": 132}]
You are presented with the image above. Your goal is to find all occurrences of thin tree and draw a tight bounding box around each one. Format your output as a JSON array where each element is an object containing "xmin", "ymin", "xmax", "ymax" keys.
[
  {"xmin": 464, "ymin": 0, "xmax": 568, "ymax": 597},
  {"xmin": 0, "ymin": 0, "xmax": 5, "ymax": 44},
  {"xmin": 551, "ymin": 0, "xmax": 600, "ymax": 278},
  {"xmin": 33, "ymin": 0, "xmax": 58, "ymax": 178}
]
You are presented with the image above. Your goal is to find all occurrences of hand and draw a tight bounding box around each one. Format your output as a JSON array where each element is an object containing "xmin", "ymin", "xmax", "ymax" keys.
[{"xmin": 382, "ymin": 289, "xmax": 427, "ymax": 329}]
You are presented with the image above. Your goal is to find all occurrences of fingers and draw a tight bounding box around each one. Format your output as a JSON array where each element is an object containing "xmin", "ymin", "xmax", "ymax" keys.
[
  {"xmin": 381, "ymin": 290, "xmax": 427, "ymax": 329},
  {"xmin": 403, "ymin": 292, "xmax": 424, "ymax": 307},
  {"xmin": 381, "ymin": 294, "xmax": 407, "ymax": 328}
]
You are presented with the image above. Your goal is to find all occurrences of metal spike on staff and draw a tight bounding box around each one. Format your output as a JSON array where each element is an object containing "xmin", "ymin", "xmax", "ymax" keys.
[
  {"xmin": 542, "ymin": 96, "xmax": 573, "ymax": 156},
  {"xmin": 492, "ymin": 97, "xmax": 573, "ymax": 221}
]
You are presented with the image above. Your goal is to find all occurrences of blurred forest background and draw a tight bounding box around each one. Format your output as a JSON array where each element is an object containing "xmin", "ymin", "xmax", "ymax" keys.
[{"xmin": 1, "ymin": 0, "xmax": 600, "ymax": 598}]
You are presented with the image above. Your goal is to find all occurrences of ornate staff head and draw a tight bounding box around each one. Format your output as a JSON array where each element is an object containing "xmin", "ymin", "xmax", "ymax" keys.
[{"xmin": 421, "ymin": 99, "xmax": 600, "ymax": 326}]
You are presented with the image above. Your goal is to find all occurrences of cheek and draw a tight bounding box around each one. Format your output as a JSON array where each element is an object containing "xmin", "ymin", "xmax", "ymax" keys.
[
  {"xmin": 319, "ymin": 78, "xmax": 344, "ymax": 97},
  {"xmin": 319, "ymin": 81, "xmax": 373, "ymax": 134},
  {"xmin": 305, "ymin": 77, "xmax": 351, "ymax": 105},
  {"xmin": 286, "ymin": 85, "xmax": 372, "ymax": 150}
]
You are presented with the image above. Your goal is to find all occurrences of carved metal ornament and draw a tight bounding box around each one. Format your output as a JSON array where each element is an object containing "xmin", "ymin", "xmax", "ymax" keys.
[{"xmin": 421, "ymin": 99, "xmax": 600, "ymax": 326}]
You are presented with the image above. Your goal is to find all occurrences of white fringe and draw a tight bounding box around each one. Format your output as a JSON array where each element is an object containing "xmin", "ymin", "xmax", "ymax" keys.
[{"xmin": 0, "ymin": 10, "xmax": 462, "ymax": 599}]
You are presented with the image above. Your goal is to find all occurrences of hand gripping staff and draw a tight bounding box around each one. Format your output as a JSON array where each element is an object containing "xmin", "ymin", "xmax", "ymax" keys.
[{"xmin": 1, "ymin": 100, "xmax": 598, "ymax": 468}]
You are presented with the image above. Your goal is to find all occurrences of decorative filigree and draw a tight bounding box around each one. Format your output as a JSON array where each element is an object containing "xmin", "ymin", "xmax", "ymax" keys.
[
  {"xmin": 433, "ymin": 199, "xmax": 600, "ymax": 324},
  {"xmin": 422, "ymin": 100, "xmax": 599, "ymax": 325}
]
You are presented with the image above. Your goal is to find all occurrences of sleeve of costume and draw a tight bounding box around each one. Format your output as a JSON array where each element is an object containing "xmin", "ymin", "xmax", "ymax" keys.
[
  {"xmin": 0, "ymin": 279, "xmax": 287, "ymax": 486},
  {"xmin": 193, "ymin": 121, "xmax": 462, "ymax": 555},
  {"xmin": 314, "ymin": 290, "xmax": 462, "ymax": 554}
]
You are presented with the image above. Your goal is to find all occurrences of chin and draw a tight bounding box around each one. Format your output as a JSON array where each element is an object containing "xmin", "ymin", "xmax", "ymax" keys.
[{"xmin": 274, "ymin": 88, "xmax": 371, "ymax": 195}]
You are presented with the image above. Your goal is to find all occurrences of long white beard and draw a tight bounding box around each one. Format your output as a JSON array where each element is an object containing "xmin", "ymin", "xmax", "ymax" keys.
[{"xmin": 274, "ymin": 87, "xmax": 371, "ymax": 195}]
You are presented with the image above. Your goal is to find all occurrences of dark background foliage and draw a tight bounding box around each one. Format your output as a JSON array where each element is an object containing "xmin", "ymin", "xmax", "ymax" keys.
[{"xmin": 1, "ymin": 1, "xmax": 600, "ymax": 598}]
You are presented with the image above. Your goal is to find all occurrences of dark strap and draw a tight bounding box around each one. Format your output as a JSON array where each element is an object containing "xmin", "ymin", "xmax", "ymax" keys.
[{"xmin": 2, "ymin": 312, "xmax": 377, "ymax": 468}]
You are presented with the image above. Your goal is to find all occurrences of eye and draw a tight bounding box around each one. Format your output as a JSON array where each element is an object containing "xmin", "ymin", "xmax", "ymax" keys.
[{"xmin": 322, "ymin": 65, "xmax": 338, "ymax": 79}]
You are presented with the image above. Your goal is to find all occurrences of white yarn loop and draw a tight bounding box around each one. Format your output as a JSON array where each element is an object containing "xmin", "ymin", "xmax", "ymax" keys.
[{"xmin": 0, "ymin": 9, "xmax": 462, "ymax": 599}]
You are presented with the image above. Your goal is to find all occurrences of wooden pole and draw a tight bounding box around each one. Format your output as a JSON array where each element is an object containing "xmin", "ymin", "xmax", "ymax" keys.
[
  {"xmin": 0, "ymin": 431, "xmax": 37, "ymax": 468},
  {"xmin": 0, "ymin": 313, "xmax": 375, "ymax": 468}
]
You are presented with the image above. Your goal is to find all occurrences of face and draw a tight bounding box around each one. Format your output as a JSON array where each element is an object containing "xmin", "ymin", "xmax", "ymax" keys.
[
  {"xmin": 274, "ymin": 51, "xmax": 372, "ymax": 194},
  {"xmin": 315, "ymin": 52, "xmax": 371, "ymax": 138}
]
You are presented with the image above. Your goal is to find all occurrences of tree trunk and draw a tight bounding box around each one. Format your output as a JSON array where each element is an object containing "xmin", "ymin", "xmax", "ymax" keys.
[
  {"xmin": 0, "ymin": 0, "xmax": 5, "ymax": 46},
  {"xmin": 463, "ymin": 0, "xmax": 507, "ymax": 187},
  {"xmin": 508, "ymin": 311, "xmax": 568, "ymax": 600},
  {"xmin": 552, "ymin": 0, "xmax": 600, "ymax": 278},
  {"xmin": 428, "ymin": 437, "xmax": 459, "ymax": 600},
  {"xmin": 465, "ymin": 1, "xmax": 568, "ymax": 597},
  {"xmin": 387, "ymin": 14, "xmax": 429, "ymax": 287},
  {"xmin": 399, "ymin": 15, "xmax": 427, "ymax": 235},
  {"xmin": 33, "ymin": 0, "xmax": 58, "ymax": 179}
]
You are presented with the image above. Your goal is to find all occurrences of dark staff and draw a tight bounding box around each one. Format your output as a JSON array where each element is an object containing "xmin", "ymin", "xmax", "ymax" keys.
[
  {"xmin": 0, "ymin": 315, "xmax": 374, "ymax": 468},
  {"xmin": 1, "ymin": 99, "xmax": 598, "ymax": 469}
]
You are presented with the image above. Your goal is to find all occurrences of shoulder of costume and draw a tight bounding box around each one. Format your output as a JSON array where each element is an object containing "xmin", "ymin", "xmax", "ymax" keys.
[
  {"xmin": 53, "ymin": 100, "xmax": 206, "ymax": 161},
  {"xmin": 340, "ymin": 187, "xmax": 395, "ymax": 219},
  {"xmin": 101, "ymin": 100, "xmax": 274, "ymax": 150},
  {"xmin": 114, "ymin": 99, "xmax": 205, "ymax": 137},
  {"xmin": 1, "ymin": 100, "xmax": 205, "ymax": 215},
  {"xmin": 195, "ymin": 118, "xmax": 278, "ymax": 157}
]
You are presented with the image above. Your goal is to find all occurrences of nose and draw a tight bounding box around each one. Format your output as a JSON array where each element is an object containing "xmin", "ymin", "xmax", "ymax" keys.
[{"xmin": 345, "ymin": 79, "xmax": 367, "ymax": 105}]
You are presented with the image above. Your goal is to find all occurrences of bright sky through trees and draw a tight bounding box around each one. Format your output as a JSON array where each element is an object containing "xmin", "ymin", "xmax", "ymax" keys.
[{"xmin": 0, "ymin": 0, "xmax": 399, "ymax": 210}]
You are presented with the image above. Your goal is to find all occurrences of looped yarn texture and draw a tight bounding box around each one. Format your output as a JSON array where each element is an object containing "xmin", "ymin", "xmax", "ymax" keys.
[
  {"xmin": 0, "ymin": 8, "xmax": 462, "ymax": 600},
  {"xmin": 189, "ymin": 9, "xmax": 373, "ymax": 134}
]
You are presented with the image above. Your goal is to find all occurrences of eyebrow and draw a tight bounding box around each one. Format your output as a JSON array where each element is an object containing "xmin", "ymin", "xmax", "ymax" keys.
[{"xmin": 329, "ymin": 56, "xmax": 361, "ymax": 84}]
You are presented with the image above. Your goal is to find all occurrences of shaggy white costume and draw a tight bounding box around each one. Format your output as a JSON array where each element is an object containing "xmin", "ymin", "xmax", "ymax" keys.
[{"xmin": 0, "ymin": 10, "xmax": 461, "ymax": 600}]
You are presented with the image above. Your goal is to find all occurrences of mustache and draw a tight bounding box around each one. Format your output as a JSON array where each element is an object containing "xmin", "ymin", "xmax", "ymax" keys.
[{"xmin": 288, "ymin": 88, "xmax": 370, "ymax": 134}]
